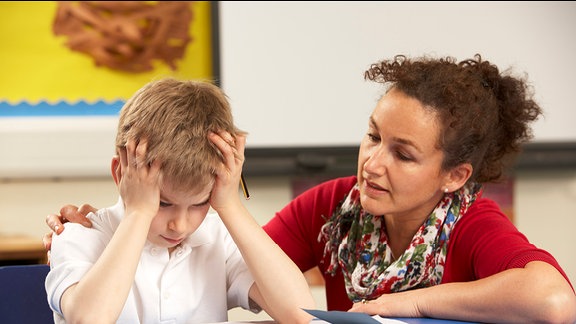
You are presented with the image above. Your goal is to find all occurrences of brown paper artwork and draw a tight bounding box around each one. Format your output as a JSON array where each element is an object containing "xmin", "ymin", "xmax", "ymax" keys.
[{"xmin": 52, "ymin": 1, "xmax": 194, "ymax": 73}]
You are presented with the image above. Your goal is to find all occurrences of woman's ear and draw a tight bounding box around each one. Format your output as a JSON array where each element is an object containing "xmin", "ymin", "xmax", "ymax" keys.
[
  {"xmin": 111, "ymin": 155, "xmax": 122, "ymax": 186},
  {"xmin": 444, "ymin": 163, "xmax": 473, "ymax": 192}
]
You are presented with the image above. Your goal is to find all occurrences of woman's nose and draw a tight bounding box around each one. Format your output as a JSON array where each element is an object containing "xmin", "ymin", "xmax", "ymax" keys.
[{"xmin": 363, "ymin": 147, "xmax": 388, "ymax": 175}]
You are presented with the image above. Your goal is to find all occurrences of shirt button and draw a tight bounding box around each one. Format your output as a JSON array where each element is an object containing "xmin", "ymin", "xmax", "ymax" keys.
[
  {"xmin": 150, "ymin": 248, "xmax": 159, "ymax": 256},
  {"xmin": 164, "ymin": 292, "xmax": 171, "ymax": 300}
]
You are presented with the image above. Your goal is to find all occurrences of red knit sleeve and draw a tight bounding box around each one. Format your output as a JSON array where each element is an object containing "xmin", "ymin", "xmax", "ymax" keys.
[{"xmin": 444, "ymin": 198, "xmax": 573, "ymax": 289}]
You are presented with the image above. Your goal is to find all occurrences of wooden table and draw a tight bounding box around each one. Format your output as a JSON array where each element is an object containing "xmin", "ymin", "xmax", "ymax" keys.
[{"xmin": 0, "ymin": 234, "xmax": 47, "ymax": 265}]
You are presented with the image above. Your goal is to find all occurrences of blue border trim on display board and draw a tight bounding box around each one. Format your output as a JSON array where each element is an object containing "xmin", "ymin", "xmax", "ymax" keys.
[{"xmin": 0, "ymin": 100, "xmax": 124, "ymax": 117}]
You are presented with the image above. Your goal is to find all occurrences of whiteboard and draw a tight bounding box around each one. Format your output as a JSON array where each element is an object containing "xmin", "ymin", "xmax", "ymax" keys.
[{"xmin": 219, "ymin": 1, "xmax": 576, "ymax": 148}]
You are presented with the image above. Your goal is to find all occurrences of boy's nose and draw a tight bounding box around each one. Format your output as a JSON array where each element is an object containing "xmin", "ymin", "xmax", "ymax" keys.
[{"xmin": 168, "ymin": 213, "xmax": 187, "ymax": 233}]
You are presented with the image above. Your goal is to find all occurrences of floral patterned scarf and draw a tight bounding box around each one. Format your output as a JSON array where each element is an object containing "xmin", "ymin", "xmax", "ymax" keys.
[{"xmin": 319, "ymin": 182, "xmax": 482, "ymax": 302}]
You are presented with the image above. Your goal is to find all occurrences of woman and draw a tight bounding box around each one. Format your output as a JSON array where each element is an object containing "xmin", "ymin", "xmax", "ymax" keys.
[{"xmin": 45, "ymin": 54, "xmax": 576, "ymax": 323}]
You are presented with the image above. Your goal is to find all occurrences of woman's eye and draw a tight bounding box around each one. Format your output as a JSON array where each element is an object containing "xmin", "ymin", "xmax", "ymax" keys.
[
  {"xmin": 396, "ymin": 151, "xmax": 413, "ymax": 161},
  {"xmin": 367, "ymin": 133, "xmax": 380, "ymax": 142},
  {"xmin": 160, "ymin": 201, "xmax": 171, "ymax": 208}
]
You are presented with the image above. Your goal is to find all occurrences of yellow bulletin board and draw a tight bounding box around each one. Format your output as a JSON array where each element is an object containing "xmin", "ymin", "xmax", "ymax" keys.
[
  {"xmin": 0, "ymin": 1, "xmax": 216, "ymax": 115},
  {"xmin": 0, "ymin": 1, "xmax": 218, "ymax": 178}
]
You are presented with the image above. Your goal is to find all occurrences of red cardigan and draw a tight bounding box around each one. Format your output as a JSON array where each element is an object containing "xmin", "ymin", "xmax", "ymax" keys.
[{"xmin": 263, "ymin": 176, "xmax": 572, "ymax": 311}]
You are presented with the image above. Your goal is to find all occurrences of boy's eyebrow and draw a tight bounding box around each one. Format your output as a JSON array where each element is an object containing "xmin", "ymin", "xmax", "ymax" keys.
[
  {"xmin": 159, "ymin": 193, "xmax": 210, "ymax": 207},
  {"xmin": 193, "ymin": 197, "xmax": 210, "ymax": 207}
]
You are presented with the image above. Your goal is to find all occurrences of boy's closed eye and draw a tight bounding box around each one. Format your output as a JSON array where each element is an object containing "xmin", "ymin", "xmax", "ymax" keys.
[
  {"xmin": 159, "ymin": 199, "xmax": 210, "ymax": 208},
  {"xmin": 193, "ymin": 199, "xmax": 210, "ymax": 207}
]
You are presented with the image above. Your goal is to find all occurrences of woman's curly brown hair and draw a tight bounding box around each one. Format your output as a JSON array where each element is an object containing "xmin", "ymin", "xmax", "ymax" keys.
[{"xmin": 365, "ymin": 54, "xmax": 542, "ymax": 184}]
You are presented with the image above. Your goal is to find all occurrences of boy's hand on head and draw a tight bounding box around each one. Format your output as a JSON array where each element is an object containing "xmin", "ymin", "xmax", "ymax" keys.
[
  {"xmin": 118, "ymin": 139, "xmax": 162, "ymax": 220},
  {"xmin": 208, "ymin": 131, "xmax": 246, "ymax": 212}
]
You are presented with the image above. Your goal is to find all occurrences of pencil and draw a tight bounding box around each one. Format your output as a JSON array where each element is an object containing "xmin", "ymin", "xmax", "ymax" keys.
[{"xmin": 240, "ymin": 173, "xmax": 250, "ymax": 200}]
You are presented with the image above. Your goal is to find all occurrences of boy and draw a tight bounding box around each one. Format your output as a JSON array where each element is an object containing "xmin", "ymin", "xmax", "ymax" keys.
[{"xmin": 45, "ymin": 78, "xmax": 315, "ymax": 323}]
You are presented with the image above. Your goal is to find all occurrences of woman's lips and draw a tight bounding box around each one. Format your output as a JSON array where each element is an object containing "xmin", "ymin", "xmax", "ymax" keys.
[{"xmin": 364, "ymin": 179, "xmax": 389, "ymax": 195}]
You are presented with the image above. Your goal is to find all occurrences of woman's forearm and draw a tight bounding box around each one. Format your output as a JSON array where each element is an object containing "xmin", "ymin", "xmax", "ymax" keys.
[{"xmin": 352, "ymin": 261, "xmax": 576, "ymax": 323}]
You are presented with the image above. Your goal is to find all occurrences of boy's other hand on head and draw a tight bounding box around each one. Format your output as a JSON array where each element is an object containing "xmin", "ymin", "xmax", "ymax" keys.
[
  {"xmin": 208, "ymin": 131, "xmax": 246, "ymax": 211},
  {"xmin": 117, "ymin": 139, "xmax": 162, "ymax": 221}
]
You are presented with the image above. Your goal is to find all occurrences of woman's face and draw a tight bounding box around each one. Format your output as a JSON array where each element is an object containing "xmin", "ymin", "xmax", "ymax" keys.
[{"xmin": 357, "ymin": 88, "xmax": 450, "ymax": 220}]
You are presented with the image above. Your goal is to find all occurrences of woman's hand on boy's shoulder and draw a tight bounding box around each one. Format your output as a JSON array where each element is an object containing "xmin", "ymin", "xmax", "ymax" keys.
[{"xmin": 43, "ymin": 203, "xmax": 96, "ymax": 251}]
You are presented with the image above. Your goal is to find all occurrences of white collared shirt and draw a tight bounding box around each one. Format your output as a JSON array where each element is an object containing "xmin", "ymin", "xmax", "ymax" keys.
[{"xmin": 46, "ymin": 199, "xmax": 257, "ymax": 324}]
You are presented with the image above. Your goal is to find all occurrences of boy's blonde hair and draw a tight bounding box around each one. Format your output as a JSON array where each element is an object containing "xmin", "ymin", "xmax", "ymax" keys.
[{"xmin": 115, "ymin": 78, "xmax": 244, "ymax": 193}]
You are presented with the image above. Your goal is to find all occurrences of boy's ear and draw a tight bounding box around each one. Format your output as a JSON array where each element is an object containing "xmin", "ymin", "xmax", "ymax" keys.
[
  {"xmin": 444, "ymin": 163, "xmax": 473, "ymax": 192},
  {"xmin": 111, "ymin": 156, "xmax": 122, "ymax": 186}
]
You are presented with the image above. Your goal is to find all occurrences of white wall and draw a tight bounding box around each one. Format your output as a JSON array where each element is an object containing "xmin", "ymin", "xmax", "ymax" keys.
[{"xmin": 220, "ymin": 2, "xmax": 576, "ymax": 148}]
